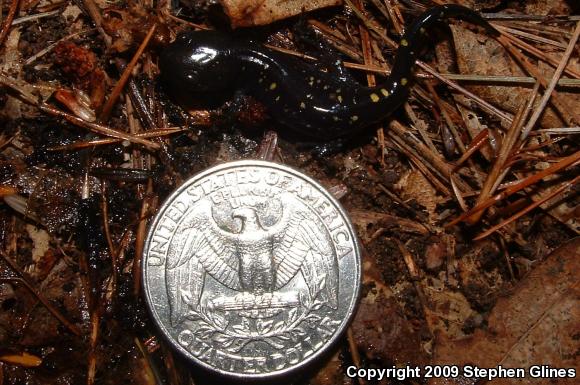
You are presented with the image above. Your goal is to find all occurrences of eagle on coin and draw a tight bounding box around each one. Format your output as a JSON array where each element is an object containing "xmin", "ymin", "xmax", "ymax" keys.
[{"xmin": 165, "ymin": 194, "xmax": 339, "ymax": 326}]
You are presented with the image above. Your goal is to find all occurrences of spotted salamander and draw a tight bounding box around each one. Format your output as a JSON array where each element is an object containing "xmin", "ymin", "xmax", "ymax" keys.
[{"xmin": 160, "ymin": 4, "xmax": 498, "ymax": 139}]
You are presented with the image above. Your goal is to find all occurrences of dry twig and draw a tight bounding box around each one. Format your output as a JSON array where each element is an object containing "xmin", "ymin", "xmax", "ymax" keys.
[
  {"xmin": 0, "ymin": 0, "xmax": 20, "ymax": 48},
  {"xmin": 0, "ymin": 251, "xmax": 82, "ymax": 336}
]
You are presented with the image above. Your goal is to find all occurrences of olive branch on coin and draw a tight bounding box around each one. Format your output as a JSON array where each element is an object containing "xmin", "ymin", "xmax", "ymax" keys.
[{"xmin": 184, "ymin": 275, "xmax": 327, "ymax": 353}]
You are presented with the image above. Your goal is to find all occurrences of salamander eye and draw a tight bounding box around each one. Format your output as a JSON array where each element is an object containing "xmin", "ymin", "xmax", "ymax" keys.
[{"xmin": 176, "ymin": 34, "xmax": 188, "ymax": 42}]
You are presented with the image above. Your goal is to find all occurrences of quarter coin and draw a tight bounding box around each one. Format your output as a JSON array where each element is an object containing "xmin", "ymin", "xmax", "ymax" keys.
[{"xmin": 143, "ymin": 160, "xmax": 361, "ymax": 379}]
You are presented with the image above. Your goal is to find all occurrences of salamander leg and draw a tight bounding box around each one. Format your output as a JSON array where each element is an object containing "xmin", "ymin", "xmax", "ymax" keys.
[{"xmin": 307, "ymin": 138, "xmax": 349, "ymax": 157}]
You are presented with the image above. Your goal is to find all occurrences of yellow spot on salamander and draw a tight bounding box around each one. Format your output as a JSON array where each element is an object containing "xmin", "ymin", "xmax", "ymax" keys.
[
  {"xmin": 351, "ymin": 115, "xmax": 359, "ymax": 121},
  {"xmin": 300, "ymin": 102, "xmax": 306, "ymax": 109},
  {"xmin": 275, "ymin": 96, "xmax": 280, "ymax": 101},
  {"xmin": 337, "ymin": 95, "xmax": 343, "ymax": 103},
  {"xmin": 420, "ymin": 27, "xmax": 426, "ymax": 34},
  {"xmin": 258, "ymin": 78, "xmax": 264, "ymax": 83},
  {"xmin": 333, "ymin": 116, "xmax": 340, "ymax": 121},
  {"xmin": 270, "ymin": 82, "xmax": 277, "ymax": 90},
  {"xmin": 370, "ymin": 93, "xmax": 380, "ymax": 102},
  {"xmin": 401, "ymin": 78, "xmax": 408, "ymax": 86},
  {"xmin": 380, "ymin": 88, "xmax": 389, "ymax": 97},
  {"xmin": 400, "ymin": 39, "xmax": 408, "ymax": 47}
]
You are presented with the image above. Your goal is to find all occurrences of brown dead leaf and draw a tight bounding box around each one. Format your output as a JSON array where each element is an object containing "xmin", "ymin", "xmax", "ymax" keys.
[
  {"xmin": 425, "ymin": 240, "xmax": 446, "ymax": 271},
  {"xmin": 422, "ymin": 275, "xmax": 479, "ymax": 340},
  {"xmin": 395, "ymin": 170, "xmax": 445, "ymax": 224},
  {"xmin": 450, "ymin": 25, "xmax": 572, "ymax": 129},
  {"xmin": 456, "ymin": 239, "xmax": 506, "ymax": 310},
  {"xmin": 351, "ymin": 251, "xmax": 429, "ymax": 367},
  {"xmin": 219, "ymin": 0, "xmax": 342, "ymax": 28},
  {"xmin": 430, "ymin": 237, "xmax": 580, "ymax": 385},
  {"xmin": 102, "ymin": 6, "xmax": 172, "ymax": 53},
  {"xmin": 524, "ymin": 0, "xmax": 575, "ymax": 15}
]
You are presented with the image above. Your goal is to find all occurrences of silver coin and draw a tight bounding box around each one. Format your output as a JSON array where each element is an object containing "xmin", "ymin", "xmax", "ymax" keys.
[{"xmin": 143, "ymin": 160, "xmax": 361, "ymax": 379}]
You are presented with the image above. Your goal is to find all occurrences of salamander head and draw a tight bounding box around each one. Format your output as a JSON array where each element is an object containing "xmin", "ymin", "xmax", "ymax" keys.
[{"xmin": 159, "ymin": 31, "xmax": 240, "ymax": 108}]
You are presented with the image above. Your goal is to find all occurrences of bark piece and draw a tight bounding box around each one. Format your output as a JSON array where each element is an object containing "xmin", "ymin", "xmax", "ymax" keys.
[{"xmin": 219, "ymin": 0, "xmax": 342, "ymax": 28}]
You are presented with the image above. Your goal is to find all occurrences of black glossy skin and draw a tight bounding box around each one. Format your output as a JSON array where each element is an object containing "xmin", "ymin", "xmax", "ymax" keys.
[{"xmin": 160, "ymin": 5, "xmax": 497, "ymax": 139}]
